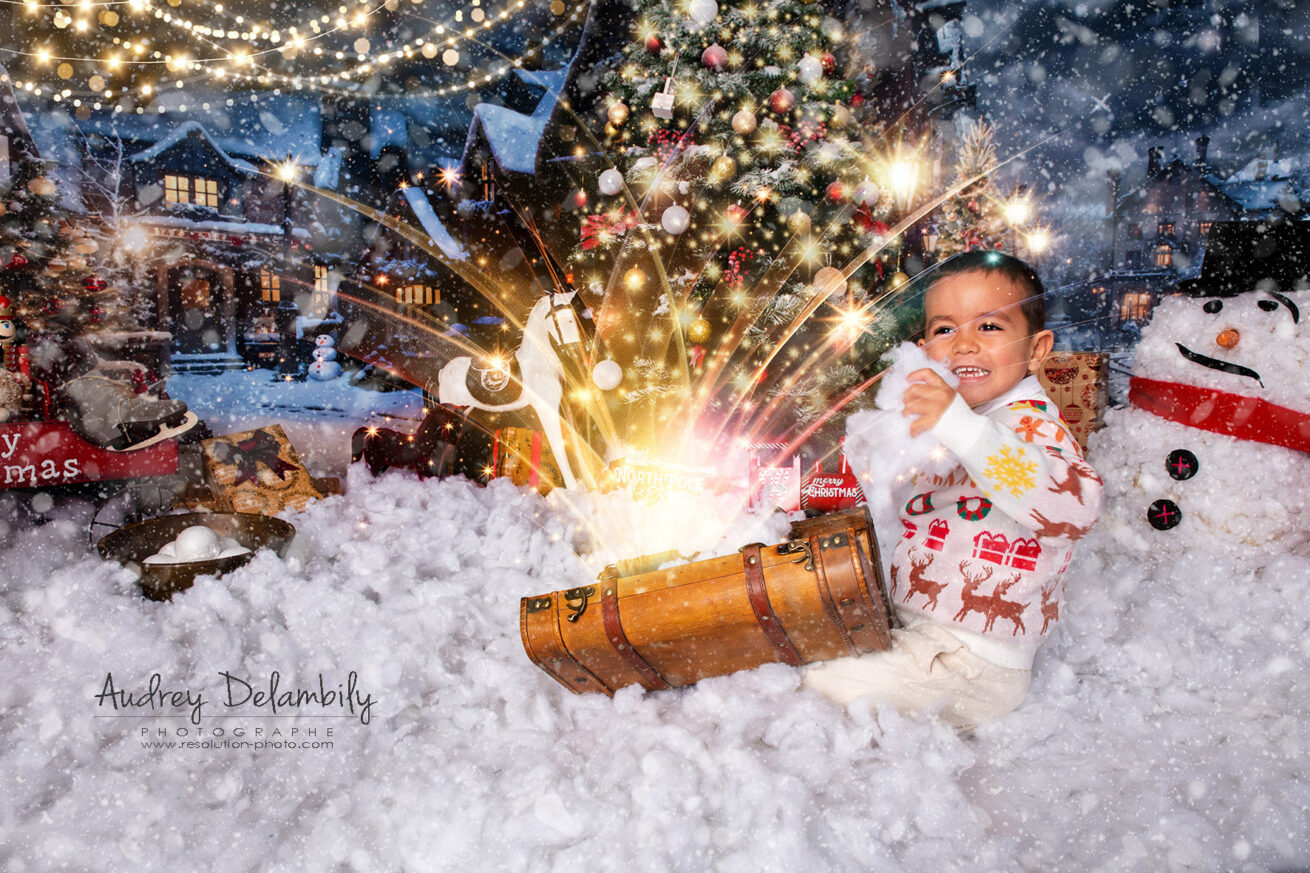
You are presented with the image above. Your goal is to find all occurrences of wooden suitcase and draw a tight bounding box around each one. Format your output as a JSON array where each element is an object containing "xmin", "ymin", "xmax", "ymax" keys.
[{"xmin": 520, "ymin": 507, "xmax": 895, "ymax": 695}]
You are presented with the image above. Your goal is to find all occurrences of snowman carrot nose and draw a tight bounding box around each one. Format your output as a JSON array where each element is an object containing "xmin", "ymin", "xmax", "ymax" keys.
[{"xmin": 1216, "ymin": 328, "xmax": 1240, "ymax": 349}]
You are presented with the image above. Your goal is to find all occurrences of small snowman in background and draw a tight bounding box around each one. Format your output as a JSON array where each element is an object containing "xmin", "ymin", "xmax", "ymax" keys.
[
  {"xmin": 1091, "ymin": 273, "xmax": 1310, "ymax": 560},
  {"xmin": 307, "ymin": 334, "xmax": 342, "ymax": 381}
]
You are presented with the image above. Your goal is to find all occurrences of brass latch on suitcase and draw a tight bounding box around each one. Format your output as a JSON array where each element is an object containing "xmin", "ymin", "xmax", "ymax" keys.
[
  {"xmin": 564, "ymin": 586, "xmax": 596, "ymax": 622},
  {"xmin": 777, "ymin": 540, "xmax": 815, "ymax": 570}
]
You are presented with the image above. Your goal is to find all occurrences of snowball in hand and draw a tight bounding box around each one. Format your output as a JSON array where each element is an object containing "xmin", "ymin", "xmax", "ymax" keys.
[{"xmin": 844, "ymin": 343, "xmax": 958, "ymax": 553}]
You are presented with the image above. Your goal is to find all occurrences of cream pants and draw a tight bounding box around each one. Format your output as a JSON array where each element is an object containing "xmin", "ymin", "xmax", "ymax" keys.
[{"xmin": 802, "ymin": 621, "xmax": 1031, "ymax": 732}]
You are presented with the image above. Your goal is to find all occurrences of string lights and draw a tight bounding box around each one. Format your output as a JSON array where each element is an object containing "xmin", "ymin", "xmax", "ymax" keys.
[{"xmin": 2, "ymin": 0, "xmax": 589, "ymax": 106}]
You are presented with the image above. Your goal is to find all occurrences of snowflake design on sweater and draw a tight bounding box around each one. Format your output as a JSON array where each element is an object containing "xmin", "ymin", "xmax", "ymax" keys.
[{"xmin": 984, "ymin": 445, "xmax": 1038, "ymax": 498}]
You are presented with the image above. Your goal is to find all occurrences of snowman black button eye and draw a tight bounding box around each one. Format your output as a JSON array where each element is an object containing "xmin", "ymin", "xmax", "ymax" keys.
[
  {"xmin": 1258, "ymin": 299, "xmax": 1278, "ymax": 312},
  {"xmin": 1165, "ymin": 449, "xmax": 1198, "ymax": 480},
  {"xmin": 1203, "ymin": 300, "xmax": 1223, "ymax": 314}
]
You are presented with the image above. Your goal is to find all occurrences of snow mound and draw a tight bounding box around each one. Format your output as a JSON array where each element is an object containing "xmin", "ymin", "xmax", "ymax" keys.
[{"xmin": 0, "ymin": 466, "xmax": 1307, "ymax": 870}]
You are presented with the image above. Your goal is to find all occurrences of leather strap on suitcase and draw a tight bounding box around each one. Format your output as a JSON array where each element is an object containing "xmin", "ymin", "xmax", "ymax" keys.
[{"xmin": 740, "ymin": 543, "xmax": 805, "ymax": 666}]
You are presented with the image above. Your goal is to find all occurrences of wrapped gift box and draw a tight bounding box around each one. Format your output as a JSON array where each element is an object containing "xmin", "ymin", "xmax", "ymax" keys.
[
  {"xmin": 493, "ymin": 427, "xmax": 562, "ymax": 494},
  {"xmin": 1037, "ymin": 352, "xmax": 1108, "ymax": 451},
  {"xmin": 201, "ymin": 424, "xmax": 325, "ymax": 515}
]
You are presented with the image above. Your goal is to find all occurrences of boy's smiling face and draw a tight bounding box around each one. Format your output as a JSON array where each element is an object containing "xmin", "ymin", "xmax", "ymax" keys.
[{"xmin": 920, "ymin": 269, "xmax": 1054, "ymax": 409}]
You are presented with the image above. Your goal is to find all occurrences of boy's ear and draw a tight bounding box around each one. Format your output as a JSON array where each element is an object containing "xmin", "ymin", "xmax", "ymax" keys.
[{"xmin": 1026, "ymin": 329, "xmax": 1055, "ymax": 373}]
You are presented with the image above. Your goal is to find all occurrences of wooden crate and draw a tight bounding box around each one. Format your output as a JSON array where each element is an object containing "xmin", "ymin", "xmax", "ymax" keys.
[{"xmin": 521, "ymin": 507, "xmax": 895, "ymax": 695}]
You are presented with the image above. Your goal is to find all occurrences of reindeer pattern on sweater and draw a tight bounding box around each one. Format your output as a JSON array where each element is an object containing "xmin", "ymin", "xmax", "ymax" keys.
[{"xmin": 890, "ymin": 377, "xmax": 1104, "ymax": 669}]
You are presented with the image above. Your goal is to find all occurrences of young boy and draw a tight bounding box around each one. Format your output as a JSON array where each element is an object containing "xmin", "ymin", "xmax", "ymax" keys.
[{"xmin": 803, "ymin": 251, "xmax": 1103, "ymax": 730}]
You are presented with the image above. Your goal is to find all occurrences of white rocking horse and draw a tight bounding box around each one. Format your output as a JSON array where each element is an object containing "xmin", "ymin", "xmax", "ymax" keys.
[{"xmin": 436, "ymin": 290, "xmax": 586, "ymax": 490}]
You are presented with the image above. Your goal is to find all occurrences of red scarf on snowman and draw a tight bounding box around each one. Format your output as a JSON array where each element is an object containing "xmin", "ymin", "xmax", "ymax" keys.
[{"xmin": 1129, "ymin": 377, "xmax": 1310, "ymax": 454}]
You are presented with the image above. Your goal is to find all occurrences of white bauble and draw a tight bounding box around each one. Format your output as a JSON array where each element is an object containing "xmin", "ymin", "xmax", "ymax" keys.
[
  {"xmin": 797, "ymin": 56, "xmax": 823, "ymax": 85},
  {"xmin": 855, "ymin": 178, "xmax": 881, "ymax": 206},
  {"xmin": 731, "ymin": 109, "xmax": 757, "ymax": 135},
  {"xmin": 661, "ymin": 204, "xmax": 690, "ymax": 235},
  {"xmin": 598, "ymin": 168, "xmax": 624, "ymax": 196},
  {"xmin": 813, "ymin": 266, "xmax": 847, "ymax": 299},
  {"xmin": 688, "ymin": 0, "xmax": 717, "ymax": 26},
  {"xmin": 593, "ymin": 359, "xmax": 623, "ymax": 391}
]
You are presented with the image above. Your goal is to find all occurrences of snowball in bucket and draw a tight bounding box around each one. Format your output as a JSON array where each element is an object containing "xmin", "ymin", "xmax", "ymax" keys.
[{"xmin": 143, "ymin": 525, "xmax": 251, "ymax": 565}]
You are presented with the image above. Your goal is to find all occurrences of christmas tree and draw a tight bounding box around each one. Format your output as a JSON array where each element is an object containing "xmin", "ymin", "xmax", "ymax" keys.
[{"xmin": 567, "ymin": 0, "xmax": 914, "ymax": 455}]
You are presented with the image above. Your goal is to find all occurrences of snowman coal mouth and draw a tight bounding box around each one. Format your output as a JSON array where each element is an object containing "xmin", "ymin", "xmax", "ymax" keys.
[{"xmin": 1175, "ymin": 343, "xmax": 1264, "ymax": 387}]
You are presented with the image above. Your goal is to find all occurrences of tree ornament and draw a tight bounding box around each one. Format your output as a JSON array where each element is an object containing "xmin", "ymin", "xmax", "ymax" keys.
[
  {"xmin": 687, "ymin": 317, "xmax": 711, "ymax": 344},
  {"xmin": 769, "ymin": 87, "xmax": 796, "ymax": 114},
  {"xmin": 830, "ymin": 104, "xmax": 852, "ymax": 129},
  {"xmin": 821, "ymin": 53, "xmax": 837, "ymax": 74},
  {"xmin": 624, "ymin": 266, "xmax": 647, "ymax": 289},
  {"xmin": 593, "ymin": 359, "xmax": 623, "ymax": 391},
  {"xmin": 887, "ymin": 270, "xmax": 910, "ymax": 290},
  {"xmin": 786, "ymin": 210, "xmax": 812, "ymax": 236},
  {"xmin": 27, "ymin": 177, "xmax": 56, "ymax": 197},
  {"xmin": 710, "ymin": 155, "xmax": 737, "ymax": 182},
  {"xmin": 6, "ymin": 253, "xmax": 27, "ymax": 270},
  {"xmin": 725, "ymin": 203, "xmax": 748, "ymax": 224},
  {"xmin": 797, "ymin": 56, "xmax": 823, "ymax": 86},
  {"xmin": 731, "ymin": 109, "xmax": 758, "ymax": 135},
  {"xmin": 854, "ymin": 179, "xmax": 880, "ymax": 206},
  {"xmin": 813, "ymin": 266, "xmax": 847, "ymax": 299},
  {"xmin": 645, "ymin": 35, "xmax": 661, "ymax": 53},
  {"xmin": 83, "ymin": 275, "xmax": 108, "ymax": 291},
  {"xmin": 687, "ymin": 0, "xmax": 718, "ymax": 26},
  {"xmin": 607, "ymin": 101, "xmax": 630, "ymax": 126},
  {"xmin": 701, "ymin": 43, "xmax": 727, "ymax": 70},
  {"xmin": 661, "ymin": 204, "xmax": 690, "ymax": 235},
  {"xmin": 825, "ymin": 180, "xmax": 847, "ymax": 202},
  {"xmin": 652, "ymin": 78, "xmax": 676, "ymax": 120},
  {"xmin": 598, "ymin": 168, "xmax": 624, "ymax": 196}
]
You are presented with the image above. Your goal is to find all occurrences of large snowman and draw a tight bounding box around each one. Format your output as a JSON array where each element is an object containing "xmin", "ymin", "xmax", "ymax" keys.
[{"xmin": 1092, "ymin": 283, "xmax": 1310, "ymax": 559}]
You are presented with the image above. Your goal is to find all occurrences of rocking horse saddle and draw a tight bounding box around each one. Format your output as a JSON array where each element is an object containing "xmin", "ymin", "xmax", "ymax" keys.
[{"xmin": 466, "ymin": 356, "xmax": 523, "ymax": 407}]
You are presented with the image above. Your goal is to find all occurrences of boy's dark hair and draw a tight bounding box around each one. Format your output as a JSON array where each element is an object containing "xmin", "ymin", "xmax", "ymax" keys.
[{"xmin": 926, "ymin": 250, "xmax": 1047, "ymax": 334}]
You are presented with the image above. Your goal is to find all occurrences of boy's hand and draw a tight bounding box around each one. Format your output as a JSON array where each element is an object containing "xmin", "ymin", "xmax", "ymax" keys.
[{"xmin": 902, "ymin": 369, "xmax": 958, "ymax": 437}]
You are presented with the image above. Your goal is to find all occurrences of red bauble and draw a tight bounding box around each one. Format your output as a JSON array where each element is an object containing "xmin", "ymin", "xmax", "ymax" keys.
[
  {"xmin": 645, "ymin": 35, "xmax": 661, "ymax": 53},
  {"xmin": 851, "ymin": 93, "xmax": 865, "ymax": 108},
  {"xmin": 6, "ymin": 253, "xmax": 28, "ymax": 270},
  {"xmin": 826, "ymin": 180, "xmax": 847, "ymax": 202},
  {"xmin": 968, "ymin": 199, "xmax": 980, "ymax": 213},
  {"xmin": 701, "ymin": 43, "xmax": 727, "ymax": 70},
  {"xmin": 83, "ymin": 275, "xmax": 108, "ymax": 291},
  {"xmin": 769, "ymin": 87, "xmax": 796, "ymax": 114},
  {"xmin": 821, "ymin": 53, "xmax": 836, "ymax": 74},
  {"xmin": 726, "ymin": 204, "xmax": 748, "ymax": 223}
]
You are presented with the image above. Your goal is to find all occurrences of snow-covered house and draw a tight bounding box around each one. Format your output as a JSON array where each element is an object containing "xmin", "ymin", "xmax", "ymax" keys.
[
  {"xmin": 23, "ymin": 92, "xmax": 356, "ymax": 366},
  {"xmin": 1088, "ymin": 136, "xmax": 1306, "ymax": 341}
]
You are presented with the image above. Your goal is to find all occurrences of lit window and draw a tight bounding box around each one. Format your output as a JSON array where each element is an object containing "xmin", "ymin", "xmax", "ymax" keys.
[
  {"xmin": 1121, "ymin": 292, "xmax": 1151, "ymax": 322},
  {"xmin": 1155, "ymin": 243, "xmax": 1173, "ymax": 268},
  {"xmin": 1157, "ymin": 222, "xmax": 1175, "ymax": 237},
  {"xmin": 259, "ymin": 268, "xmax": 280, "ymax": 303},
  {"xmin": 312, "ymin": 264, "xmax": 332, "ymax": 314},
  {"xmin": 164, "ymin": 174, "xmax": 220, "ymax": 208},
  {"xmin": 398, "ymin": 284, "xmax": 438, "ymax": 306},
  {"xmin": 1199, "ymin": 222, "xmax": 1212, "ymax": 237}
]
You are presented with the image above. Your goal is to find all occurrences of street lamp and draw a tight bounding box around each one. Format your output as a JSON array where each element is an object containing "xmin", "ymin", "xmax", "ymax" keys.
[
  {"xmin": 922, "ymin": 224, "xmax": 940, "ymax": 263},
  {"xmin": 274, "ymin": 154, "xmax": 300, "ymax": 265}
]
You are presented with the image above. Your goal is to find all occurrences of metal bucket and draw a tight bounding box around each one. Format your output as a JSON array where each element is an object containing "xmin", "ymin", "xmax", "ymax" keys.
[{"xmin": 96, "ymin": 512, "xmax": 296, "ymax": 601}]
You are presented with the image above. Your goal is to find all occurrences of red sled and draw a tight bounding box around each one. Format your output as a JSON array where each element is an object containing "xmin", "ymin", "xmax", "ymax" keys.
[{"xmin": 0, "ymin": 420, "xmax": 179, "ymax": 491}]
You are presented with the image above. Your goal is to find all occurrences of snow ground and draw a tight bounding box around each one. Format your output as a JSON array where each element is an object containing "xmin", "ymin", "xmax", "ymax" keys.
[{"xmin": 0, "ymin": 370, "xmax": 1306, "ymax": 872}]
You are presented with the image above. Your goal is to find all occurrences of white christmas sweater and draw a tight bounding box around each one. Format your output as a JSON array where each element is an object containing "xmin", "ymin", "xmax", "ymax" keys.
[{"xmin": 890, "ymin": 376, "xmax": 1104, "ymax": 670}]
